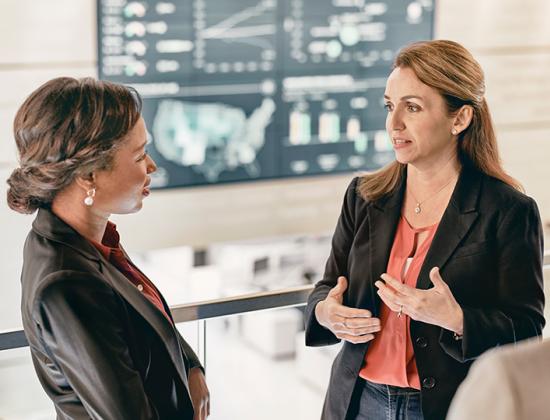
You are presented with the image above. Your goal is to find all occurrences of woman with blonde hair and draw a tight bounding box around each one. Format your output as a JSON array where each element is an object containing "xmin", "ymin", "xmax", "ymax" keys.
[{"xmin": 305, "ymin": 40, "xmax": 544, "ymax": 420}]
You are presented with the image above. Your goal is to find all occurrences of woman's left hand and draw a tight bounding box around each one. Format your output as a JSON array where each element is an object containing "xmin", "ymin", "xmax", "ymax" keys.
[
  {"xmin": 375, "ymin": 267, "xmax": 463, "ymax": 334},
  {"xmin": 189, "ymin": 367, "xmax": 210, "ymax": 419}
]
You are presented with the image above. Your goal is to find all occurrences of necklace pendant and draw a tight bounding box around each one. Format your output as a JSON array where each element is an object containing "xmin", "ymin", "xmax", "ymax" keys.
[{"xmin": 414, "ymin": 204, "xmax": 421, "ymax": 214}]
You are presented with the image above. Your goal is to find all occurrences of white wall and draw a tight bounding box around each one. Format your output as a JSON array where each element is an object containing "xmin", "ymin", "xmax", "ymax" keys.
[
  {"xmin": 436, "ymin": 0, "xmax": 550, "ymax": 221},
  {"xmin": 1, "ymin": 0, "xmax": 550, "ymax": 330}
]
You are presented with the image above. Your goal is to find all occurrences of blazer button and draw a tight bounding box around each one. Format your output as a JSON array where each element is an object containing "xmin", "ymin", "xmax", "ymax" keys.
[
  {"xmin": 137, "ymin": 284, "xmax": 144, "ymax": 292},
  {"xmin": 415, "ymin": 337, "xmax": 428, "ymax": 348},
  {"xmin": 422, "ymin": 377, "xmax": 436, "ymax": 389}
]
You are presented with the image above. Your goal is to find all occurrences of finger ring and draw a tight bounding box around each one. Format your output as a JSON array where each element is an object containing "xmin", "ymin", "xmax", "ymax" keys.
[{"xmin": 397, "ymin": 305, "xmax": 403, "ymax": 318}]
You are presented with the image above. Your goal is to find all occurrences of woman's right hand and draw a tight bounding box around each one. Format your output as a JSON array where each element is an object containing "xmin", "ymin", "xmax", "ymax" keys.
[{"xmin": 315, "ymin": 276, "xmax": 381, "ymax": 344}]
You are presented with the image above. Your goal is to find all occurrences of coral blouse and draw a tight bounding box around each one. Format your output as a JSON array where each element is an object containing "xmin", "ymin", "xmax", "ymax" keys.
[{"xmin": 359, "ymin": 216, "xmax": 439, "ymax": 389}]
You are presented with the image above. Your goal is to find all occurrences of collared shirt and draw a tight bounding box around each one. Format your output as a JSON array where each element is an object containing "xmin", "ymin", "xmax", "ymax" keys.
[
  {"xmin": 90, "ymin": 221, "xmax": 173, "ymax": 324},
  {"xmin": 359, "ymin": 216, "xmax": 439, "ymax": 390}
]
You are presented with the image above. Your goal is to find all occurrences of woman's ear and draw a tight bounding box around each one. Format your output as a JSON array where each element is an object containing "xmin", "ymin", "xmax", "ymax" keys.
[
  {"xmin": 451, "ymin": 105, "xmax": 474, "ymax": 136},
  {"xmin": 75, "ymin": 172, "xmax": 96, "ymax": 191}
]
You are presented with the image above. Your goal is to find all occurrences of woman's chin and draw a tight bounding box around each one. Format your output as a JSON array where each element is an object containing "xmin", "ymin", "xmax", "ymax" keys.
[
  {"xmin": 394, "ymin": 153, "xmax": 413, "ymax": 165},
  {"xmin": 114, "ymin": 202, "xmax": 144, "ymax": 215},
  {"xmin": 132, "ymin": 201, "xmax": 144, "ymax": 213}
]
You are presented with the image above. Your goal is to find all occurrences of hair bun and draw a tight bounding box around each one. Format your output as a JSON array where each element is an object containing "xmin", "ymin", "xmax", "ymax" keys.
[{"xmin": 6, "ymin": 167, "xmax": 43, "ymax": 214}]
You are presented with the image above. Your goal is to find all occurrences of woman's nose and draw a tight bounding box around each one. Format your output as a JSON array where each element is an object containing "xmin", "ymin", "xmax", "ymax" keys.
[
  {"xmin": 146, "ymin": 155, "xmax": 157, "ymax": 174},
  {"xmin": 388, "ymin": 108, "xmax": 405, "ymax": 131}
]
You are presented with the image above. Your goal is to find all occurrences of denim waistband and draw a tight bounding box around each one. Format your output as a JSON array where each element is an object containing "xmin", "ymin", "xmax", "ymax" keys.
[{"xmin": 363, "ymin": 378, "xmax": 421, "ymax": 396}]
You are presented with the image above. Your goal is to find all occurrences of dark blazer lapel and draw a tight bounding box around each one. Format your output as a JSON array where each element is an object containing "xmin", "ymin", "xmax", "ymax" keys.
[
  {"xmin": 416, "ymin": 164, "xmax": 481, "ymax": 290},
  {"xmin": 364, "ymin": 176, "xmax": 406, "ymax": 316},
  {"xmin": 120, "ymin": 249, "xmax": 177, "ymax": 324},
  {"xmin": 98, "ymin": 254, "xmax": 190, "ymax": 389},
  {"xmin": 33, "ymin": 209, "xmax": 189, "ymax": 388},
  {"xmin": 119, "ymin": 250, "xmax": 193, "ymax": 388}
]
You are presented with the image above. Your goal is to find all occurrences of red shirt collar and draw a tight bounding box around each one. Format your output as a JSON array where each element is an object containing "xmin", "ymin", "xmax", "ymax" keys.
[{"xmin": 90, "ymin": 221, "xmax": 121, "ymax": 259}]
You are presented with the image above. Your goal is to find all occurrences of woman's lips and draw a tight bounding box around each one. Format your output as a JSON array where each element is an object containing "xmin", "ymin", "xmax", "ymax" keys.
[
  {"xmin": 393, "ymin": 138, "xmax": 412, "ymax": 149},
  {"xmin": 143, "ymin": 178, "xmax": 151, "ymax": 196}
]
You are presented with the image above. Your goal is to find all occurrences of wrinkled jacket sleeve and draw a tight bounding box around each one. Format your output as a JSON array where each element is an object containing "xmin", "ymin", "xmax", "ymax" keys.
[
  {"xmin": 304, "ymin": 177, "xmax": 358, "ymax": 347},
  {"xmin": 440, "ymin": 197, "xmax": 545, "ymax": 361},
  {"xmin": 34, "ymin": 271, "xmax": 159, "ymax": 420},
  {"xmin": 175, "ymin": 329, "xmax": 203, "ymax": 372}
]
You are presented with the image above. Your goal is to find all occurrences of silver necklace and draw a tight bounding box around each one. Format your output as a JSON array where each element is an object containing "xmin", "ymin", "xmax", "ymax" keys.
[{"xmin": 408, "ymin": 176, "xmax": 457, "ymax": 214}]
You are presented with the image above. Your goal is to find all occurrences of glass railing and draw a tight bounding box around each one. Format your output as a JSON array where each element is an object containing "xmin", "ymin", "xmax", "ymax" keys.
[
  {"xmin": 0, "ymin": 285, "xmax": 339, "ymax": 420},
  {"xmin": 2, "ymin": 251, "xmax": 550, "ymax": 419},
  {"xmin": 0, "ymin": 285, "xmax": 313, "ymax": 352}
]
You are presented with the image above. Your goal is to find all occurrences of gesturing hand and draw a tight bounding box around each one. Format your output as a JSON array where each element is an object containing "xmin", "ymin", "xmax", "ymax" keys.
[
  {"xmin": 189, "ymin": 367, "xmax": 210, "ymax": 420},
  {"xmin": 315, "ymin": 276, "xmax": 381, "ymax": 344},
  {"xmin": 375, "ymin": 267, "xmax": 463, "ymax": 334}
]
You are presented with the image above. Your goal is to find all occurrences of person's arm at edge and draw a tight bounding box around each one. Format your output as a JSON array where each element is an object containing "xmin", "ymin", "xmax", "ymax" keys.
[{"xmin": 446, "ymin": 349, "xmax": 518, "ymax": 420}]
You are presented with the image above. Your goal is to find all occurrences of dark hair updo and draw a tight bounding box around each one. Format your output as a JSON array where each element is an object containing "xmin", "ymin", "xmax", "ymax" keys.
[{"xmin": 6, "ymin": 77, "xmax": 142, "ymax": 214}]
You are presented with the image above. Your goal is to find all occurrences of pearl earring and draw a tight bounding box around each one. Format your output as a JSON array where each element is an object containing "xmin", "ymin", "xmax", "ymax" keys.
[
  {"xmin": 84, "ymin": 188, "xmax": 96, "ymax": 206},
  {"xmin": 452, "ymin": 129, "xmax": 458, "ymax": 135}
]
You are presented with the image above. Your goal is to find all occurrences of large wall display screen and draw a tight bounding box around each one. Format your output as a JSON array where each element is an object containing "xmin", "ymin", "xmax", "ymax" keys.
[{"xmin": 98, "ymin": 0, "xmax": 434, "ymax": 188}]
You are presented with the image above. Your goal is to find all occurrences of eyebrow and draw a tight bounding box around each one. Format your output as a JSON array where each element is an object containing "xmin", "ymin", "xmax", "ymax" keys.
[
  {"xmin": 133, "ymin": 141, "xmax": 147, "ymax": 153},
  {"xmin": 384, "ymin": 95, "xmax": 424, "ymax": 101}
]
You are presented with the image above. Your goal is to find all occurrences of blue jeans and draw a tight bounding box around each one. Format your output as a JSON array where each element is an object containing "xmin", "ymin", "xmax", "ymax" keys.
[{"xmin": 355, "ymin": 379, "xmax": 424, "ymax": 420}]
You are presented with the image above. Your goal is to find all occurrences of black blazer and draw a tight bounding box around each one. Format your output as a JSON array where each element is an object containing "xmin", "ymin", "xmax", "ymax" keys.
[
  {"xmin": 305, "ymin": 163, "xmax": 545, "ymax": 420},
  {"xmin": 20, "ymin": 209, "xmax": 201, "ymax": 419}
]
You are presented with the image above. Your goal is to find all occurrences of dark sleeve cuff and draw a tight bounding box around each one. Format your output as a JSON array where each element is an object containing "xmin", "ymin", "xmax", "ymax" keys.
[
  {"xmin": 304, "ymin": 297, "xmax": 340, "ymax": 347},
  {"xmin": 176, "ymin": 331, "xmax": 203, "ymax": 372},
  {"xmin": 439, "ymin": 327, "xmax": 469, "ymax": 362}
]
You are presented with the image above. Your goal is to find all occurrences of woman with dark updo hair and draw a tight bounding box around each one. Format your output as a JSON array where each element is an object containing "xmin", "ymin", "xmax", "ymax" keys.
[{"xmin": 7, "ymin": 77, "xmax": 210, "ymax": 419}]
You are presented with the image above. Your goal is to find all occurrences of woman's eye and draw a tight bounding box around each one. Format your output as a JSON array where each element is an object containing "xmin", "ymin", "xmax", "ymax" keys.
[
  {"xmin": 137, "ymin": 152, "xmax": 148, "ymax": 162},
  {"xmin": 384, "ymin": 103, "xmax": 393, "ymax": 111},
  {"xmin": 407, "ymin": 104, "xmax": 420, "ymax": 112}
]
